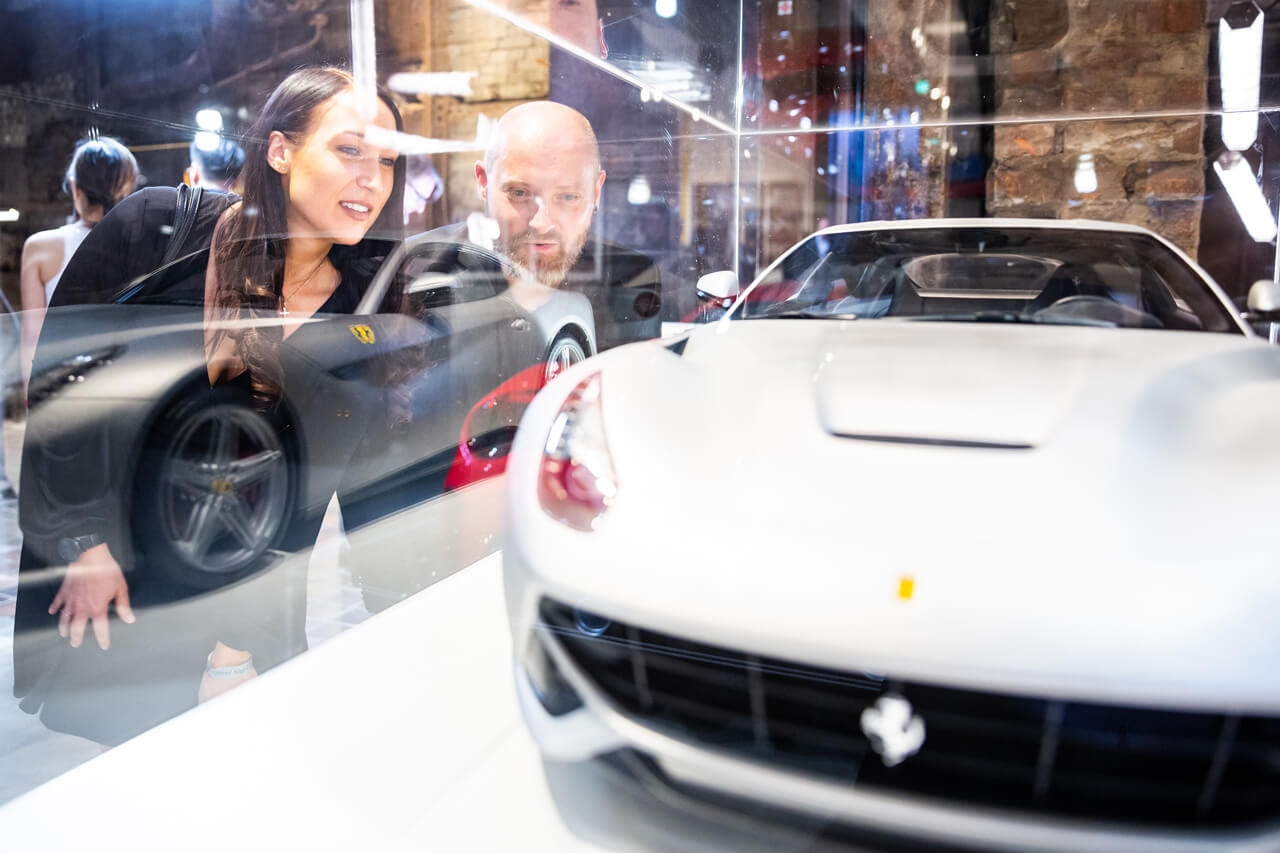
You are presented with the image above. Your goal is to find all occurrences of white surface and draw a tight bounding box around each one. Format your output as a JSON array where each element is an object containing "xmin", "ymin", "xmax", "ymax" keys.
[
  {"xmin": 0, "ymin": 552, "xmax": 603, "ymax": 852},
  {"xmin": 507, "ymin": 319, "xmax": 1280, "ymax": 709}
]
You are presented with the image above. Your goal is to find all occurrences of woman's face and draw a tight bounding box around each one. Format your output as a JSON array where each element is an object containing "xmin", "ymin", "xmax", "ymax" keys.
[{"xmin": 271, "ymin": 89, "xmax": 399, "ymax": 245}]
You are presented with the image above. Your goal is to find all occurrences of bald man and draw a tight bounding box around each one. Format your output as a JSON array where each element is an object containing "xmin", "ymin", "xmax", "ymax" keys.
[
  {"xmin": 476, "ymin": 101, "xmax": 604, "ymax": 291},
  {"xmin": 463, "ymin": 101, "xmax": 661, "ymax": 351}
]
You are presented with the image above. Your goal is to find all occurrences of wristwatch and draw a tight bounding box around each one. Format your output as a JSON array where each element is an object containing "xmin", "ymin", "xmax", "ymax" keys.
[{"xmin": 57, "ymin": 534, "xmax": 104, "ymax": 563}]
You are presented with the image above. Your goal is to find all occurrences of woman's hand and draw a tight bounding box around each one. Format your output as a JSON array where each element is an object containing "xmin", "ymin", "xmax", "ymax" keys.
[{"xmin": 48, "ymin": 542, "xmax": 135, "ymax": 650}]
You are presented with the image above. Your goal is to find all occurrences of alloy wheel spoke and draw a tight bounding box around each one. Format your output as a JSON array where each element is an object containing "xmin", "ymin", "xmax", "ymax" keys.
[
  {"xmin": 180, "ymin": 496, "xmax": 222, "ymax": 562},
  {"xmin": 207, "ymin": 419, "xmax": 237, "ymax": 464},
  {"xmin": 221, "ymin": 496, "xmax": 260, "ymax": 550},
  {"xmin": 169, "ymin": 459, "xmax": 214, "ymax": 498},
  {"xmin": 227, "ymin": 449, "xmax": 283, "ymax": 487}
]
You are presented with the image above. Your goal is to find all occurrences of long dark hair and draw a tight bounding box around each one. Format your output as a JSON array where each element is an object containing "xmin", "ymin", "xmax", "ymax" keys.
[
  {"xmin": 211, "ymin": 66, "xmax": 406, "ymax": 405},
  {"xmin": 63, "ymin": 137, "xmax": 138, "ymax": 217}
]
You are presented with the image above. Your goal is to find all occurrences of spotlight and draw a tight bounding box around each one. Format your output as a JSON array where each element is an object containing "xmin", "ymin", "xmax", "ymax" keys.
[{"xmin": 1214, "ymin": 151, "xmax": 1278, "ymax": 242}]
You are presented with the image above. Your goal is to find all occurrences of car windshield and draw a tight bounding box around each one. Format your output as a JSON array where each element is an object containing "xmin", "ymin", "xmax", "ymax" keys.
[{"xmin": 734, "ymin": 227, "xmax": 1240, "ymax": 333}]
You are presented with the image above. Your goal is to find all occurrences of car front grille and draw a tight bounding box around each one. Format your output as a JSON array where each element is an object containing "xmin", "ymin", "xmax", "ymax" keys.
[{"xmin": 539, "ymin": 599, "xmax": 1280, "ymax": 830}]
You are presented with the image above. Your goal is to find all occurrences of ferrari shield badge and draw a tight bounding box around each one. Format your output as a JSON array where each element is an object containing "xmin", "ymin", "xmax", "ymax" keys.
[
  {"xmin": 860, "ymin": 694, "xmax": 926, "ymax": 767},
  {"xmin": 349, "ymin": 324, "xmax": 376, "ymax": 345}
]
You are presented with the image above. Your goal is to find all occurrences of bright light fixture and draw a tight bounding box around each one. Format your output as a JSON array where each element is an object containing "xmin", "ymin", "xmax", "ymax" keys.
[
  {"xmin": 350, "ymin": 0, "xmax": 378, "ymax": 121},
  {"xmin": 627, "ymin": 176, "xmax": 652, "ymax": 205},
  {"xmin": 0, "ymin": 208, "xmax": 19, "ymax": 222},
  {"xmin": 1219, "ymin": 1, "xmax": 1264, "ymax": 151},
  {"xmin": 1074, "ymin": 154, "xmax": 1098, "ymax": 194},
  {"xmin": 362, "ymin": 124, "xmax": 483, "ymax": 156},
  {"xmin": 194, "ymin": 131, "xmax": 222, "ymax": 152},
  {"xmin": 655, "ymin": 0, "xmax": 676, "ymax": 18},
  {"xmin": 1214, "ymin": 151, "xmax": 1278, "ymax": 242},
  {"xmin": 195, "ymin": 109, "xmax": 222, "ymax": 131},
  {"xmin": 387, "ymin": 71, "xmax": 477, "ymax": 97}
]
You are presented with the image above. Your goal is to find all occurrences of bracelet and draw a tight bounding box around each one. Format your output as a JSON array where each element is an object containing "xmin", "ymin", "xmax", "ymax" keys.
[{"xmin": 204, "ymin": 652, "xmax": 254, "ymax": 679}]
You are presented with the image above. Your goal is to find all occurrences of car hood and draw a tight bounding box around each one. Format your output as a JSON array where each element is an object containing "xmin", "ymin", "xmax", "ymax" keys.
[
  {"xmin": 509, "ymin": 319, "xmax": 1280, "ymax": 708},
  {"xmin": 812, "ymin": 321, "xmax": 1097, "ymax": 447}
]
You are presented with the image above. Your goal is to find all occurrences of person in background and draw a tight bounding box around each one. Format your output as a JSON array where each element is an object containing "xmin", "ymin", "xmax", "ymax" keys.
[
  {"xmin": 19, "ymin": 137, "xmax": 138, "ymax": 385},
  {"xmin": 402, "ymin": 153, "xmax": 443, "ymax": 234},
  {"xmin": 187, "ymin": 136, "xmax": 245, "ymax": 192}
]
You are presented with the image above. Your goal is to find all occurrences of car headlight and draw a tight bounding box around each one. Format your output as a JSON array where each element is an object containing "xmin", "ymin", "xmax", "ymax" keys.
[
  {"xmin": 28, "ymin": 345, "xmax": 123, "ymax": 407},
  {"xmin": 537, "ymin": 373, "xmax": 617, "ymax": 531}
]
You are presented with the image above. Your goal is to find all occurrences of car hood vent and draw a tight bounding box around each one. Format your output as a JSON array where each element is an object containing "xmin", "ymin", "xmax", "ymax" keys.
[{"xmin": 814, "ymin": 324, "xmax": 1097, "ymax": 449}]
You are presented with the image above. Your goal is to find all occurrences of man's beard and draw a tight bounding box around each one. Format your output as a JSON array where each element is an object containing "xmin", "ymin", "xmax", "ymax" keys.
[{"xmin": 496, "ymin": 228, "xmax": 587, "ymax": 289}]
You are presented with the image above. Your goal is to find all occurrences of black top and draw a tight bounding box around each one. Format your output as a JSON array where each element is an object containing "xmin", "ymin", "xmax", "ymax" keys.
[{"xmin": 14, "ymin": 188, "xmax": 384, "ymax": 745}]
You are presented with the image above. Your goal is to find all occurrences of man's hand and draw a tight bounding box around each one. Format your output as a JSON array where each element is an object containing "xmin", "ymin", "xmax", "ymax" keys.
[{"xmin": 48, "ymin": 543, "xmax": 135, "ymax": 650}]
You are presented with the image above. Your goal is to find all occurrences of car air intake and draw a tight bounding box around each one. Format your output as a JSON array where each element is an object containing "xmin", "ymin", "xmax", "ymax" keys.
[{"xmin": 540, "ymin": 598, "xmax": 1280, "ymax": 830}]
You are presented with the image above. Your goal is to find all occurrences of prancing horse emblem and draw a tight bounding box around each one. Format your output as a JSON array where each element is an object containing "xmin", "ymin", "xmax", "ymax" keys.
[
  {"xmin": 349, "ymin": 324, "xmax": 375, "ymax": 344},
  {"xmin": 860, "ymin": 693, "xmax": 926, "ymax": 767}
]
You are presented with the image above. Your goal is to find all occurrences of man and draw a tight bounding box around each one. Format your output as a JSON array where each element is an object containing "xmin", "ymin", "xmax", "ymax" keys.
[
  {"xmin": 549, "ymin": 0, "xmax": 608, "ymax": 58},
  {"xmin": 187, "ymin": 136, "xmax": 245, "ymax": 192},
  {"xmin": 470, "ymin": 100, "xmax": 661, "ymax": 350}
]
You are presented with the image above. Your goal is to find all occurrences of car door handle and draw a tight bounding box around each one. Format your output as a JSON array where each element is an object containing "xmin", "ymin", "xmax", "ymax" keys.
[{"xmin": 510, "ymin": 318, "xmax": 531, "ymax": 331}]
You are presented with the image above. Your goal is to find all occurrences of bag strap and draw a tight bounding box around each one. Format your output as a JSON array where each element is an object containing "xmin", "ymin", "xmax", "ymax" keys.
[{"xmin": 161, "ymin": 183, "xmax": 204, "ymax": 267}]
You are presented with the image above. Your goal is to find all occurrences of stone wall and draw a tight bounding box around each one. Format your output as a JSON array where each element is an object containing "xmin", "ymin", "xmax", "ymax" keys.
[{"xmin": 988, "ymin": 0, "xmax": 1209, "ymax": 255}]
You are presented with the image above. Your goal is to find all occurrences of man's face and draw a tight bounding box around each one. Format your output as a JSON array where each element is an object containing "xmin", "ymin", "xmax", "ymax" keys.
[
  {"xmin": 478, "ymin": 141, "xmax": 604, "ymax": 288},
  {"xmin": 550, "ymin": 0, "xmax": 606, "ymax": 58}
]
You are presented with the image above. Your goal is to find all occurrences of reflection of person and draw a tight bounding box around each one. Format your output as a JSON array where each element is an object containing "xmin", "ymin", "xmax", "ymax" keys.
[
  {"xmin": 402, "ymin": 153, "xmax": 443, "ymax": 233},
  {"xmin": 14, "ymin": 66, "xmax": 405, "ymax": 745},
  {"xmin": 550, "ymin": 0, "xmax": 608, "ymax": 58},
  {"xmin": 471, "ymin": 101, "xmax": 661, "ymax": 350},
  {"xmin": 187, "ymin": 135, "xmax": 245, "ymax": 192},
  {"xmin": 19, "ymin": 137, "xmax": 138, "ymax": 385}
]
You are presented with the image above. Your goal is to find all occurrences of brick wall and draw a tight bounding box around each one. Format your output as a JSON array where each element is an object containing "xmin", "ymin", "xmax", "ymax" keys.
[
  {"xmin": 430, "ymin": 0, "xmax": 550, "ymax": 220},
  {"xmin": 988, "ymin": 0, "xmax": 1209, "ymax": 255}
]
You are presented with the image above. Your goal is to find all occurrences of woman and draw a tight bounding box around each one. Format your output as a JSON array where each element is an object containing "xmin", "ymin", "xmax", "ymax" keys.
[
  {"xmin": 19, "ymin": 137, "xmax": 138, "ymax": 384},
  {"xmin": 14, "ymin": 67, "xmax": 407, "ymax": 744}
]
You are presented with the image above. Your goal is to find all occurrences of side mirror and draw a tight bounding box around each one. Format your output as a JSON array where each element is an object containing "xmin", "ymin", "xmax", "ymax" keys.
[
  {"xmin": 1245, "ymin": 280, "xmax": 1280, "ymax": 343},
  {"xmin": 696, "ymin": 270, "xmax": 740, "ymax": 308},
  {"xmin": 1246, "ymin": 279, "xmax": 1280, "ymax": 316}
]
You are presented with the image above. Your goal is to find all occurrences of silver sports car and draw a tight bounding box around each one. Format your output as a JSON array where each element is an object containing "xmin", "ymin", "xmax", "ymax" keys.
[
  {"xmin": 504, "ymin": 219, "xmax": 1280, "ymax": 850},
  {"xmin": 25, "ymin": 234, "xmax": 594, "ymax": 588}
]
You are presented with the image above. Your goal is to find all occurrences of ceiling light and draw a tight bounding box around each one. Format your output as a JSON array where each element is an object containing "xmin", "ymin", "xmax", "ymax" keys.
[
  {"xmin": 627, "ymin": 176, "xmax": 652, "ymax": 205},
  {"xmin": 195, "ymin": 109, "xmax": 222, "ymax": 131},
  {"xmin": 1219, "ymin": 1, "xmax": 1264, "ymax": 151},
  {"xmin": 387, "ymin": 71, "xmax": 478, "ymax": 97},
  {"xmin": 194, "ymin": 131, "xmax": 222, "ymax": 152},
  {"xmin": 1074, "ymin": 154, "xmax": 1098, "ymax": 194},
  {"xmin": 1214, "ymin": 151, "xmax": 1278, "ymax": 242}
]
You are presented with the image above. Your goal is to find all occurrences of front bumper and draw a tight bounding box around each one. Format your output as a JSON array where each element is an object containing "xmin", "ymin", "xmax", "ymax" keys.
[{"xmin": 504, "ymin": 554, "xmax": 1280, "ymax": 852}]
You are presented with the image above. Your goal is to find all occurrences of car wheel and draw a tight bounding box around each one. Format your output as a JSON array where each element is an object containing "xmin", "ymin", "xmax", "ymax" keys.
[
  {"xmin": 544, "ymin": 332, "xmax": 588, "ymax": 383},
  {"xmin": 137, "ymin": 387, "xmax": 293, "ymax": 587}
]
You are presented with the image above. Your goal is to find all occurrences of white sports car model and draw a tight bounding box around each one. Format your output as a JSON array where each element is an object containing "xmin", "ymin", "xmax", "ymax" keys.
[{"xmin": 503, "ymin": 219, "xmax": 1280, "ymax": 851}]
